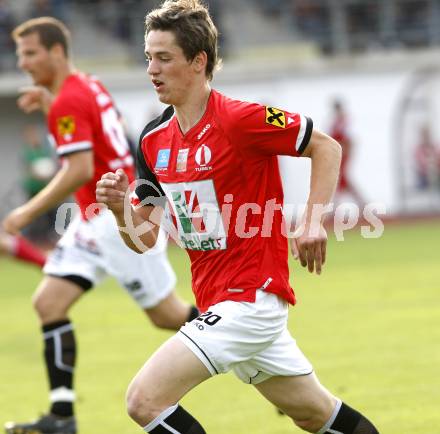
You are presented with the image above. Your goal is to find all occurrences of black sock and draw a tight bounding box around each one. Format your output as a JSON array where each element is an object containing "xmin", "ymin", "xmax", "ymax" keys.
[
  {"xmin": 187, "ymin": 306, "xmax": 200, "ymax": 322},
  {"xmin": 144, "ymin": 404, "xmax": 205, "ymax": 433},
  {"xmin": 319, "ymin": 401, "xmax": 379, "ymax": 434},
  {"xmin": 42, "ymin": 320, "xmax": 76, "ymax": 418}
]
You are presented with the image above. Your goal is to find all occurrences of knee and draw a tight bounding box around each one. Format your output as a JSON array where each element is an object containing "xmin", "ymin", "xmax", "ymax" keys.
[
  {"xmin": 126, "ymin": 381, "xmax": 162, "ymax": 426},
  {"xmin": 32, "ymin": 291, "xmax": 64, "ymax": 322},
  {"xmin": 293, "ymin": 417, "xmax": 321, "ymax": 433},
  {"xmin": 290, "ymin": 401, "xmax": 335, "ymax": 433}
]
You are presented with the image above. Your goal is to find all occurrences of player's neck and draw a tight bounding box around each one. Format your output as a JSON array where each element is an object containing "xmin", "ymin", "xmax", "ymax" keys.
[
  {"xmin": 174, "ymin": 83, "xmax": 211, "ymax": 135},
  {"xmin": 49, "ymin": 63, "xmax": 76, "ymax": 95}
]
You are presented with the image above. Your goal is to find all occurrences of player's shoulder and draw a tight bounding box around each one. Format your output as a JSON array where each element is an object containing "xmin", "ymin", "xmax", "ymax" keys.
[
  {"xmin": 51, "ymin": 74, "xmax": 91, "ymax": 112},
  {"xmin": 212, "ymin": 89, "xmax": 264, "ymax": 131},
  {"xmin": 139, "ymin": 105, "xmax": 175, "ymax": 144}
]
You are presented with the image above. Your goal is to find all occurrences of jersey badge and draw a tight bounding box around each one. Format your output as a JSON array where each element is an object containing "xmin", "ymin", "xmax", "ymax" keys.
[
  {"xmin": 176, "ymin": 148, "xmax": 189, "ymax": 172},
  {"xmin": 265, "ymin": 107, "xmax": 286, "ymax": 128},
  {"xmin": 155, "ymin": 148, "xmax": 171, "ymax": 169},
  {"xmin": 195, "ymin": 144, "xmax": 212, "ymax": 172},
  {"xmin": 57, "ymin": 115, "xmax": 75, "ymax": 140}
]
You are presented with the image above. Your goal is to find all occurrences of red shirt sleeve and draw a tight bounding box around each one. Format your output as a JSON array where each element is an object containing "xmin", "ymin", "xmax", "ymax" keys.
[
  {"xmin": 222, "ymin": 99, "xmax": 313, "ymax": 158},
  {"xmin": 48, "ymin": 92, "xmax": 94, "ymax": 157}
]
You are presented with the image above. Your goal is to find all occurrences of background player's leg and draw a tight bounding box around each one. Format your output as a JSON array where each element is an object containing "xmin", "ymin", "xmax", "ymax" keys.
[
  {"xmin": 255, "ymin": 373, "xmax": 378, "ymax": 433},
  {"xmin": 126, "ymin": 335, "xmax": 211, "ymax": 432},
  {"xmin": 33, "ymin": 276, "xmax": 85, "ymax": 418},
  {"xmin": 144, "ymin": 292, "xmax": 199, "ymax": 330},
  {"xmin": 5, "ymin": 276, "xmax": 85, "ymax": 433},
  {"xmin": 0, "ymin": 233, "xmax": 46, "ymax": 267}
]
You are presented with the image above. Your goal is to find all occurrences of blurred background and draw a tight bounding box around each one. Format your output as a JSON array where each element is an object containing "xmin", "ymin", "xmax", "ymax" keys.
[{"xmin": 1, "ymin": 0, "xmax": 440, "ymax": 229}]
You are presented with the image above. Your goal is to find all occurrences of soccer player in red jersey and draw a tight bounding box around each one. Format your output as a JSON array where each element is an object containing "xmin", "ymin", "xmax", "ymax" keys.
[
  {"xmin": 2, "ymin": 17, "xmax": 199, "ymax": 434},
  {"xmin": 97, "ymin": 1, "xmax": 379, "ymax": 433}
]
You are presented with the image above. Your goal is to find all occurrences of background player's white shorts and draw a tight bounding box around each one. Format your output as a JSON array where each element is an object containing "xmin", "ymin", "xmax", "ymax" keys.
[
  {"xmin": 44, "ymin": 209, "xmax": 176, "ymax": 309},
  {"xmin": 178, "ymin": 290, "xmax": 313, "ymax": 384}
]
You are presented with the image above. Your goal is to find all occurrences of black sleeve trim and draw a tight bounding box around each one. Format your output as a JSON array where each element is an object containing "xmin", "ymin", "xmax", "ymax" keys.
[
  {"xmin": 57, "ymin": 148, "xmax": 93, "ymax": 157},
  {"xmin": 297, "ymin": 116, "xmax": 313, "ymax": 155},
  {"xmin": 134, "ymin": 106, "xmax": 175, "ymax": 207},
  {"xmin": 138, "ymin": 105, "xmax": 175, "ymax": 146},
  {"xmin": 135, "ymin": 145, "xmax": 166, "ymax": 207}
]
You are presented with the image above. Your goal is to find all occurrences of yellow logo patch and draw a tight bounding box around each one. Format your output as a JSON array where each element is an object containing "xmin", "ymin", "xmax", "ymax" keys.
[
  {"xmin": 57, "ymin": 116, "xmax": 75, "ymax": 136},
  {"xmin": 265, "ymin": 107, "xmax": 286, "ymax": 128}
]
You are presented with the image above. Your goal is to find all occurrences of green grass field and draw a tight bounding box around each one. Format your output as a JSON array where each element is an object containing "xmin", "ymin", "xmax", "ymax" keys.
[{"xmin": 1, "ymin": 221, "xmax": 439, "ymax": 433}]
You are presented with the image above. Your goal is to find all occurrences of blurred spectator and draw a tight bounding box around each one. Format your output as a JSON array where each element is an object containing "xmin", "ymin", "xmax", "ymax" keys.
[
  {"xmin": 328, "ymin": 99, "xmax": 365, "ymax": 207},
  {"xmin": 290, "ymin": 0, "xmax": 331, "ymax": 53},
  {"xmin": 21, "ymin": 124, "xmax": 58, "ymax": 245},
  {"xmin": 414, "ymin": 124, "xmax": 440, "ymax": 190},
  {"xmin": 0, "ymin": 0, "xmax": 16, "ymax": 71},
  {"xmin": 28, "ymin": 0, "xmax": 57, "ymax": 19},
  {"xmin": 395, "ymin": 0, "xmax": 430, "ymax": 47}
]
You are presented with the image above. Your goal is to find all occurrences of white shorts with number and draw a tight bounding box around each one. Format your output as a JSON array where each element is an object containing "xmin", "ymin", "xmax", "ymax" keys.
[
  {"xmin": 177, "ymin": 290, "xmax": 313, "ymax": 384},
  {"xmin": 43, "ymin": 209, "xmax": 176, "ymax": 309}
]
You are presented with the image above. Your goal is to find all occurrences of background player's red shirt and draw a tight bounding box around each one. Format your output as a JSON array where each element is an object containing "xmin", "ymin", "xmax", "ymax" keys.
[
  {"xmin": 330, "ymin": 113, "xmax": 350, "ymax": 190},
  {"xmin": 135, "ymin": 90, "xmax": 312, "ymax": 312},
  {"xmin": 48, "ymin": 73, "xmax": 135, "ymax": 218}
]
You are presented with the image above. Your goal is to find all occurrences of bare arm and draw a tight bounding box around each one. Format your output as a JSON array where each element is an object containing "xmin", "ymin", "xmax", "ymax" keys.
[
  {"xmin": 290, "ymin": 129, "xmax": 342, "ymax": 274},
  {"xmin": 2, "ymin": 151, "xmax": 94, "ymax": 235},
  {"xmin": 96, "ymin": 169, "xmax": 162, "ymax": 253}
]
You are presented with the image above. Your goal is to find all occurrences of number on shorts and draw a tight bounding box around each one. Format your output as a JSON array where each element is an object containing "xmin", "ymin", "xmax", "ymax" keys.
[{"xmin": 196, "ymin": 311, "xmax": 222, "ymax": 326}]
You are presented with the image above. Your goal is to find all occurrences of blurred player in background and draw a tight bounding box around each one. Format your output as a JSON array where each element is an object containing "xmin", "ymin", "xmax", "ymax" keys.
[
  {"xmin": 0, "ymin": 230, "xmax": 46, "ymax": 267},
  {"xmin": 97, "ymin": 1, "xmax": 379, "ymax": 433},
  {"xmin": 329, "ymin": 99, "xmax": 365, "ymax": 207},
  {"xmin": 3, "ymin": 17, "xmax": 199, "ymax": 434}
]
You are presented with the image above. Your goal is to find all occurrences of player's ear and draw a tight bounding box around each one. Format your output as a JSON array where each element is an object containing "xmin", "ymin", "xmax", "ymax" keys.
[
  {"xmin": 50, "ymin": 43, "xmax": 66, "ymax": 60},
  {"xmin": 192, "ymin": 51, "xmax": 208, "ymax": 75}
]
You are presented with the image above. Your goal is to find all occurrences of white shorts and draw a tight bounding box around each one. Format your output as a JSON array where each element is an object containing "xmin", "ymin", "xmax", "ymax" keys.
[
  {"xmin": 44, "ymin": 209, "xmax": 176, "ymax": 309},
  {"xmin": 178, "ymin": 290, "xmax": 313, "ymax": 384}
]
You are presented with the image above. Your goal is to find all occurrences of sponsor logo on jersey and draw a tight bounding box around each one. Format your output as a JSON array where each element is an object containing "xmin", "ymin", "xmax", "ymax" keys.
[
  {"xmin": 163, "ymin": 180, "xmax": 227, "ymax": 251},
  {"xmin": 57, "ymin": 115, "xmax": 75, "ymax": 140},
  {"xmin": 265, "ymin": 107, "xmax": 286, "ymax": 128},
  {"xmin": 197, "ymin": 123, "xmax": 211, "ymax": 140},
  {"xmin": 155, "ymin": 148, "xmax": 171, "ymax": 169},
  {"xmin": 176, "ymin": 148, "xmax": 189, "ymax": 172},
  {"xmin": 195, "ymin": 144, "xmax": 212, "ymax": 171}
]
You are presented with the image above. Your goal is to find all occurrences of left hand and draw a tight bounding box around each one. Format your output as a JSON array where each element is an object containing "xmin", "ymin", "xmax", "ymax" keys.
[
  {"xmin": 2, "ymin": 207, "xmax": 33, "ymax": 236},
  {"xmin": 290, "ymin": 222, "xmax": 327, "ymax": 275}
]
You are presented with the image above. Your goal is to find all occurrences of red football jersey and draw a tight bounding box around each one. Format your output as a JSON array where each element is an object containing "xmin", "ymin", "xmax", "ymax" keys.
[
  {"xmin": 135, "ymin": 90, "xmax": 312, "ymax": 312},
  {"xmin": 48, "ymin": 73, "xmax": 135, "ymax": 219}
]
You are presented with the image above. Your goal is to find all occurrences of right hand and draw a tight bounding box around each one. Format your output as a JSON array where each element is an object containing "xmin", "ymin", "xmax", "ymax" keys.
[
  {"xmin": 96, "ymin": 169, "xmax": 130, "ymax": 215},
  {"xmin": 17, "ymin": 86, "xmax": 54, "ymax": 114}
]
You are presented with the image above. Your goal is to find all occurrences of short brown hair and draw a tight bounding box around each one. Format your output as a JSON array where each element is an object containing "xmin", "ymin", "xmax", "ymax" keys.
[
  {"xmin": 145, "ymin": 0, "xmax": 220, "ymax": 80},
  {"xmin": 12, "ymin": 17, "xmax": 71, "ymax": 57}
]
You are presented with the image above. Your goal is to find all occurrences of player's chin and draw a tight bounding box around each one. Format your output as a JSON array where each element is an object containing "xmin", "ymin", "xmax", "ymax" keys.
[{"xmin": 157, "ymin": 93, "xmax": 171, "ymax": 104}]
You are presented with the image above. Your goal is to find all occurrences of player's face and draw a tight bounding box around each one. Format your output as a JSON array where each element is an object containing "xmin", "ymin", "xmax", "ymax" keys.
[
  {"xmin": 16, "ymin": 33, "xmax": 57, "ymax": 87},
  {"xmin": 145, "ymin": 30, "xmax": 196, "ymax": 106}
]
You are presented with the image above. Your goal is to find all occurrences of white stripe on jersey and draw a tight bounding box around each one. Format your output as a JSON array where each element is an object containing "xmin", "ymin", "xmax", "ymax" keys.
[
  {"xmin": 57, "ymin": 141, "xmax": 93, "ymax": 155},
  {"xmin": 295, "ymin": 114, "xmax": 307, "ymax": 153},
  {"xmin": 142, "ymin": 115, "xmax": 175, "ymax": 140}
]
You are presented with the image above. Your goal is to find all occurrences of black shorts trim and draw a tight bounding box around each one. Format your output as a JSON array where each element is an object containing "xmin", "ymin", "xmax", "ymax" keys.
[
  {"xmin": 48, "ymin": 274, "xmax": 93, "ymax": 291},
  {"xmin": 179, "ymin": 330, "xmax": 219, "ymax": 375}
]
